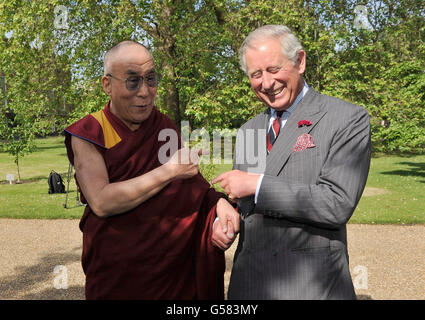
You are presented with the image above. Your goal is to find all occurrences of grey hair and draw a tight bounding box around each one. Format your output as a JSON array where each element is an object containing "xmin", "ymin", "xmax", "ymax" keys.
[{"xmin": 239, "ymin": 25, "xmax": 303, "ymax": 74}]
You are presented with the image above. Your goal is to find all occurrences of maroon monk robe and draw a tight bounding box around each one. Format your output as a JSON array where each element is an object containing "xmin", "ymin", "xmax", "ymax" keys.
[{"xmin": 64, "ymin": 102, "xmax": 225, "ymax": 300}]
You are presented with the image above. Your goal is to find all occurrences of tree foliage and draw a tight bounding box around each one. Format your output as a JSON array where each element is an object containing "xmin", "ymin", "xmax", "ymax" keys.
[{"xmin": 0, "ymin": 0, "xmax": 424, "ymax": 158}]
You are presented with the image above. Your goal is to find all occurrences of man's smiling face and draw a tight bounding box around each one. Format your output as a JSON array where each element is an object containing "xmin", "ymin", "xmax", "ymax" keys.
[
  {"xmin": 245, "ymin": 37, "xmax": 306, "ymax": 112},
  {"xmin": 102, "ymin": 44, "xmax": 157, "ymax": 131}
]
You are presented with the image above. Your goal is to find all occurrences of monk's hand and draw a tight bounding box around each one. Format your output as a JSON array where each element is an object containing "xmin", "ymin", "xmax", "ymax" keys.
[
  {"xmin": 212, "ymin": 198, "xmax": 240, "ymax": 250},
  {"xmin": 212, "ymin": 170, "xmax": 260, "ymax": 200},
  {"xmin": 166, "ymin": 147, "xmax": 207, "ymax": 180},
  {"xmin": 216, "ymin": 197, "xmax": 240, "ymax": 235},
  {"xmin": 212, "ymin": 217, "xmax": 237, "ymax": 250}
]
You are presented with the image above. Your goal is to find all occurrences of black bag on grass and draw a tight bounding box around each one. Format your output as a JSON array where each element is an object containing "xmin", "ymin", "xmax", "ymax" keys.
[{"xmin": 48, "ymin": 170, "xmax": 66, "ymax": 194}]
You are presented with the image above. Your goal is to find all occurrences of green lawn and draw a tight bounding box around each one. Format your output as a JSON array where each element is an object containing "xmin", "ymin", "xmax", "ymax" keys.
[
  {"xmin": 0, "ymin": 136, "xmax": 424, "ymax": 223},
  {"xmin": 351, "ymin": 153, "xmax": 425, "ymax": 224},
  {"xmin": 0, "ymin": 136, "xmax": 84, "ymax": 219}
]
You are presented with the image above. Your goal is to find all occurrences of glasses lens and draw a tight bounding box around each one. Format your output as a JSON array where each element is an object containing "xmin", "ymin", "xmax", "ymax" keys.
[
  {"xmin": 126, "ymin": 76, "xmax": 141, "ymax": 91},
  {"xmin": 124, "ymin": 73, "xmax": 160, "ymax": 90},
  {"xmin": 146, "ymin": 73, "xmax": 159, "ymax": 87}
]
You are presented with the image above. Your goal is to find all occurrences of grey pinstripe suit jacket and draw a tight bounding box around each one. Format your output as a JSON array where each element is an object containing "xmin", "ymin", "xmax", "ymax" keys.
[{"xmin": 227, "ymin": 88, "xmax": 371, "ymax": 300}]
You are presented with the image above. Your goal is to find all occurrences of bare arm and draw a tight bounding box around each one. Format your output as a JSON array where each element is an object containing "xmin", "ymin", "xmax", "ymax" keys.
[{"xmin": 72, "ymin": 135, "xmax": 203, "ymax": 218}]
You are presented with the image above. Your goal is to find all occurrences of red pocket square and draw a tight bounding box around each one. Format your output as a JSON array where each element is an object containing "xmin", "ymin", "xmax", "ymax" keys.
[{"xmin": 293, "ymin": 133, "xmax": 316, "ymax": 152}]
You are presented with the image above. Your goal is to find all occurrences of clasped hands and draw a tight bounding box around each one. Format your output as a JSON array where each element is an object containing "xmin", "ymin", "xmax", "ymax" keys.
[{"xmin": 211, "ymin": 170, "xmax": 261, "ymax": 250}]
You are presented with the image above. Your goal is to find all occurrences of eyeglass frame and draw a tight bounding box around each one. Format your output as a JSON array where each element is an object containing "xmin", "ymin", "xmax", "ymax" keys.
[{"xmin": 105, "ymin": 71, "xmax": 161, "ymax": 91}]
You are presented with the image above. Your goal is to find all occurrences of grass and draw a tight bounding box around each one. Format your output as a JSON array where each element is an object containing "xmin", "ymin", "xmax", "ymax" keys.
[
  {"xmin": 0, "ymin": 136, "xmax": 84, "ymax": 219},
  {"xmin": 351, "ymin": 153, "xmax": 425, "ymax": 224},
  {"xmin": 0, "ymin": 136, "xmax": 424, "ymax": 223}
]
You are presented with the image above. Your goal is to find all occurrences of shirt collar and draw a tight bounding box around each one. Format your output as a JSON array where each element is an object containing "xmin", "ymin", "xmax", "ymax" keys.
[{"xmin": 270, "ymin": 81, "xmax": 309, "ymax": 117}]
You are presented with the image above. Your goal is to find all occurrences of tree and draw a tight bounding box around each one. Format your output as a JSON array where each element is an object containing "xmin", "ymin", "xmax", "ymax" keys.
[
  {"xmin": 319, "ymin": 0, "xmax": 425, "ymax": 152},
  {"xmin": 0, "ymin": 0, "xmax": 424, "ymax": 157},
  {"xmin": 0, "ymin": 111, "xmax": 36, "ymax": 182}
]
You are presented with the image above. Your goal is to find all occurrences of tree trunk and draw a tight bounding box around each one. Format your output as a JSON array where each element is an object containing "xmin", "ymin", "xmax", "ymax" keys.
[
  {"xmin": 149, "ymin": 2, "xmax": 182, "ymax": 130},
  {"xmin": 15, "ymin": 154, "xmax": 21, "ymax": 183},
  {"xmin": 162, "ymin": 62, "xmax": 181, "ymax": 130}
]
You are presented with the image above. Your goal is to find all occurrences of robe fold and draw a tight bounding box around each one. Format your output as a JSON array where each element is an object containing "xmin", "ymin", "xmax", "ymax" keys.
[{"xmin": 64, "ymin": 102, "xmax": 225, "ymax": 300}]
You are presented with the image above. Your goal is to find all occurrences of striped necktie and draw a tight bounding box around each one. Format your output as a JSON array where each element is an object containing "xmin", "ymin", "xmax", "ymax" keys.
[{"xmin": 267, "ymin": 111, "xmax": 284, "ymax": 153}]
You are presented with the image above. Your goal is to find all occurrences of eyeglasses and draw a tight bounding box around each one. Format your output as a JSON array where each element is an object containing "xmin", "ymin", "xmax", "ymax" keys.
[{"xmin": 106, "ymin": 72, "xmax": 161, "ymax": 90}]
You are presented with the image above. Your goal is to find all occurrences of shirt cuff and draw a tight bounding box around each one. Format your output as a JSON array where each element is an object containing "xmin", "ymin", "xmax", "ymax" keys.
[
  {"xmin": 213, "ymin": 217, "xmax": 219, "ymax": 229},
  {"xmin": 254, "ymin": 174, "xmax": 264, "ymax": 204}
]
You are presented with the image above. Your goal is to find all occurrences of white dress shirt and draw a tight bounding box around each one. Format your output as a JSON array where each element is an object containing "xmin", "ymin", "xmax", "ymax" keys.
[{"xmin": 254, "ymin": 82, "xmax": 310, "ymax": 203}]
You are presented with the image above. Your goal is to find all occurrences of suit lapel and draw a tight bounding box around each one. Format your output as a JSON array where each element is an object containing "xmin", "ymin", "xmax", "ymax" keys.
[
  {"xmin": 265, "ymin": 88, "xmax": 327, "ymax": 176},
  {"xmin": 256, "ymin": 108, "xmax": 270, "ymax": 131}
]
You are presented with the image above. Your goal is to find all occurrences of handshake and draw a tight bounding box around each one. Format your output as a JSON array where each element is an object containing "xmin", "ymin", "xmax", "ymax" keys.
[
  {"xmin": 211, "ymin": 170, "xmax": 261, "ymax": 251},
  {"xmin": 211, "ymin": 197, "xmax": 239, "ymax": 251}
]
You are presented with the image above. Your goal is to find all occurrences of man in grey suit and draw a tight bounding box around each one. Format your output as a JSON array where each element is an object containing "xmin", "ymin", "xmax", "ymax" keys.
[{"xmin": 212, "ymin": 25, "xmax": 371, "ymax": 299}]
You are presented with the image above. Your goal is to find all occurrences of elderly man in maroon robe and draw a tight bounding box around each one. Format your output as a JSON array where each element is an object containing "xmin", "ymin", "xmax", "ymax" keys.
[{"xmin": 64, "ymin": 41, "xmax": 238, "ymax": 300}]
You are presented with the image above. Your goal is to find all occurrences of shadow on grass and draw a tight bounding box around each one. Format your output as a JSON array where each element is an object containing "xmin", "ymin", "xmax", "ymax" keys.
[
  {"xmin": 380, "ymin": 161, "xmax": 425, "ymax": 182},
  {"xmin": 1, "ymin": 172, "xmax": 64, "ymax": 181},
  {"xmin": 372, "ymin": 151, "xmax": 422, "ymax": 159},
  {"xmin": 35, "ymin": 145, "xmax": 64, "ymax": 151},
  {"xmin": 0, "ymin": 246, "xmax": 84, "ymax": 300},
  {"xmin": 0, "ymin": 172, "xmax": 71, "ymax": 185}
]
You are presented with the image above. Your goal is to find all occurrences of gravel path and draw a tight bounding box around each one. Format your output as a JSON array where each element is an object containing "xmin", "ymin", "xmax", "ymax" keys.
[{"xmin": 0, "ymin": 219, "xmax": 423, "ymax": 300}]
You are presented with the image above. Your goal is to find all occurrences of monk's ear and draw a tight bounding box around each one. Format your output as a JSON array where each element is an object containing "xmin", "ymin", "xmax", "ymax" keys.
[{"xmin": 102, "ymin": 75, "xmax": 112, "ymax": 96}]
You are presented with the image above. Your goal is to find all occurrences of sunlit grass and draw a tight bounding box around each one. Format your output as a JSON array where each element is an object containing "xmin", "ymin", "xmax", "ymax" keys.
[
  {"xmin": 0, "ymin": 136, "xmax": 83, "ymax": 219},
  {"xmin": 351, "ymin": 153, "xmax": 425, "ymax": 224}
]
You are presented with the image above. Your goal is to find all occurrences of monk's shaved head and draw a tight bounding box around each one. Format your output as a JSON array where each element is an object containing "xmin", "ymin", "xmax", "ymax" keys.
[{"xmin": 103, "ymin": 40, "xmax": 152, "ymax": 75}]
